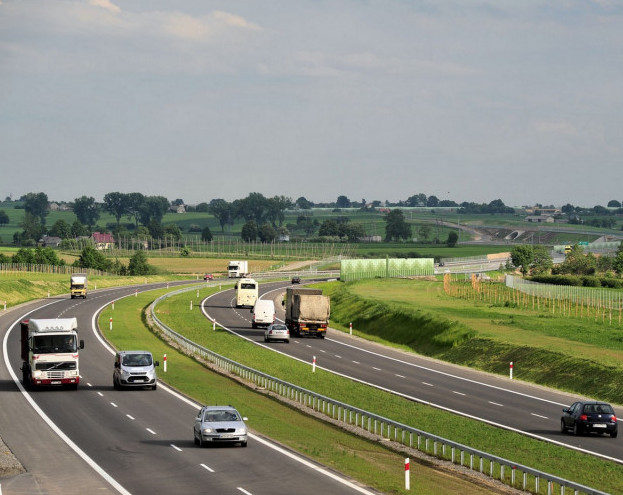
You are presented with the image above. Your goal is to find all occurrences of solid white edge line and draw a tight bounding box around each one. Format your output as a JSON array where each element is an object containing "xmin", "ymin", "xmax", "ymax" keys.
[
  {"xmin": 201, "ymin": 286, "xmax": 623, "ymax": 465},
  {"xmin": 200, "ymin": 463, "xmax": 214, "ymax": 473},
  {"xmin": 95, "ymin": 287, "xmax": 378, "ymax": 495},
  {"xmin": 3, "ymin": 304, "xmax": 131, "ymax": 495}
]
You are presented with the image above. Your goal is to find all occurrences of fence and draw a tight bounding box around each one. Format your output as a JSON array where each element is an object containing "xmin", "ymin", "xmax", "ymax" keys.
[
  {"xmin": 0, "ymin": 263, "xmax": 108, "ymax": 276},
  {"xmin": 148, "ymin": 284, "xmax": 607, "ymax": 495},
  {"xmin": 340, "ymin": 258, "xmax": 434, "ymax": 282},
  {"xmin": 506, "ymin": 275, "xmax": 623, "ymax": 312}
]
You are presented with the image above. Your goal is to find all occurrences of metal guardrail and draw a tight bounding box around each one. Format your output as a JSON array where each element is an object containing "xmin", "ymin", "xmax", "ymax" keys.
[
  {"xmin": 247, "ymin": 270, "xmax": 339, "ymax": 280},
  {"xmin": 435, "ymin": 262, "xmax": 506, "ymax": 274},
  {"xmin": 149, "ymin": 284, "xmax": 608, "ymax": 495}
]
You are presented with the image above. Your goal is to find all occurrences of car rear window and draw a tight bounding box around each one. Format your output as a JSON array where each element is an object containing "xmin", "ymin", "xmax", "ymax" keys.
[{"xmin": 583, "ymin": 404, "xmax": 614, "ymax": 414}]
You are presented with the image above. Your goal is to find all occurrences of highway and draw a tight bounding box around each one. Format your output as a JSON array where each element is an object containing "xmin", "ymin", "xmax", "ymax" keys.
[
  {"xmin": 202, "ymin": 280, "xmax": 623, "ymax": 464},
  {"xmin": 0, "ymin": 282, "xmax": 377, "ymax": 495}
]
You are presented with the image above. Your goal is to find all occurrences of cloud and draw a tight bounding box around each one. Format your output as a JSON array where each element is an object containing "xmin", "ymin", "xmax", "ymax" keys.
[{"xmin": 89, "ymin": 0, "xmax": 120, "ymax": 14}]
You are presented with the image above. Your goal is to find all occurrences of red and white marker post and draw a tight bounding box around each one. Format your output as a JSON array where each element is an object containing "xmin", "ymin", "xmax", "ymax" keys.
[
  {"xmin": 163, "ymin": 354, "xmax": 167, "ymax": 373},
  {"xmin": 109, "ymin": 317, "xmax": 113, "ymax": 331},
  {"xmin": 405, "ymin": 457, "xmax": 410, "ymax": 490},
  {"xmin": 312, "ymin": 356, "xmax": 316, "ymax": 373},
  {"xmin": 349, "ymin": 322, "xmax": 352, "ymax": 335},
  {"xmin": 510, "ymin": 361, "xmax": 514, "ymax": 379},
  {"xmin": 111, "ymin": 301, "xmax": 115, "ymax": 310}
]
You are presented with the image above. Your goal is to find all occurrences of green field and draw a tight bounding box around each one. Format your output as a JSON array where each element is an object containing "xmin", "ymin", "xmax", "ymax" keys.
[
  {"xmin": 145, "ymin": 285, "xmax": 623, "ymax": 493},
  {"xmin": 315, "ymin": 279, "xmax": 623, "ymax": 405},
  {"xmin": 98, "ymin": 288, "xmax": 494, "ymax": 495}
]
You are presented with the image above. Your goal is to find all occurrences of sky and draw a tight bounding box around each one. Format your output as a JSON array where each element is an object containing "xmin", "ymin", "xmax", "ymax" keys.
[{"xmin": 1, "ymin": 0, "xmax": 622, "ymax": 206}]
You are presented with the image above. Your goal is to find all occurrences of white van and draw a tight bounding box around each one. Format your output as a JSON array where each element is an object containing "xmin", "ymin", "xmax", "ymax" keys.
[
  {"xmin": 236, "ymin": 278, "xmax": 258, "ymax": 308},
  {"xmin": 251, "ymin": 299, "xmax": 275, "ymax": 329}
]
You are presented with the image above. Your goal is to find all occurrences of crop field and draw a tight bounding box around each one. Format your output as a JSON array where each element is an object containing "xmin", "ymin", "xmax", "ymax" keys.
[
  {"xmin": 99, "ymin": 288, "xmax": 494, "ymax": 495},
  {"xmin": 142, "ymin": 286, "xmax": 623, "ymax": 493},
  {"xmin": 316, "ymin": 278, "xmax": 623, "ymax": 405}
]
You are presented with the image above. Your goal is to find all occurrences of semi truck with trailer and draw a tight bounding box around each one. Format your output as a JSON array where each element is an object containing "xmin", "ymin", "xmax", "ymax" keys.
[
  {"xmin": 70, "ymin": 274, "xmax": 88, "ymax": 299},
  {"xmin": 283, "ymin": 288, "xmax": 330, "ymax": 338},
  {"xmin": 21, "ymin": 318, "xmax": 84, "ymax": 389},
  {"xmin": 228, "ymin": 261, "xmax": 249, "ymax": 278}
]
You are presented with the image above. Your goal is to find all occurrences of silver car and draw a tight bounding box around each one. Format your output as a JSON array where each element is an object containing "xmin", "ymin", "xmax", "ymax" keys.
[
  {"xmin": 194, "ymin": 406, "xmax": 248, "ymax": 447},
  {"xmin": 264, "ymin": 323, "xmax": 290, "ymax": 343},
  {"xmin": 113, "ymin": 351, "xmax": 159, "ymax": 390}
]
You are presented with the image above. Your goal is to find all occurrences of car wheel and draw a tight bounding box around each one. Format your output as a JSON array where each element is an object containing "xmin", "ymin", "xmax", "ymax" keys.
[
  {"xmin": 285, "ymin": 339, "xmax": 289, "ymax": 343},
  {"xmin": 573, "ymin": 423, "xmax": 582, "ymax": 436},
  {"xmin": 113, "ymin": 378, "xmax": 120, "ymax": 390},
  {"xmin": 252, "ymin": 323, "xmax": 256, "ymax": 329},
  {"xmin": 611, "ymin": 430, "xmax": 618, "ymax": 438},
  {"xmin": 240, "ymin": 441, "xmax": 247, "ymax": 448},
  {"xmin": 194, "ymin": 434, "xmax": 199, "ymax": 446},
  {"xmin": 151, "ymin": 383, "xmax": 157, "ymax": 391},
  {"xmin": 560, "ymin": 419, "xmax": 566, "ymax": 434}
]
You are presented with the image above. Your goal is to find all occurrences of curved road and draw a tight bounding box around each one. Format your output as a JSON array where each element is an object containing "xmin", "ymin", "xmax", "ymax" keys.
[
  {"xmin": 202, "ymin": 280, "xmax": 623, "ymax": 465},
  {"xmin": 0, "ymin": 282, "xmax": 376, "ymax": 495}
]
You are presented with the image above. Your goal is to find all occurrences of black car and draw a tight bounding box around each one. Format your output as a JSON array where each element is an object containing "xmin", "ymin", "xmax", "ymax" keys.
[
  {"xmin": 291, "ymin": 276, "xmax": 301, "ymax": 284},
  {"xmin": 561, "ymin": 401, "xmax": 617, "ymax": 438}
]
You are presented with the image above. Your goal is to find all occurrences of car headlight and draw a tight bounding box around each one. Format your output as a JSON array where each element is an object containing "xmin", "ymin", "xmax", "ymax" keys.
[
  {"xmin": 33, "ymin": 370, "xmax": 43, "ymax": 378},
  {"xmin": 203, "ymin": 428, "xmax": 213, "ymax": 433},
  {"xmin": 237, "ymin": 428, "xmax": 246, "ymax": 434}
]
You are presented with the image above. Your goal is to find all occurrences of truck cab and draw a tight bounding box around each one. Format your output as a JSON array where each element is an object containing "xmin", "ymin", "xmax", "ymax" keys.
[
  {"xmin": 21, "ymin": 318, "xmax": 84, "ymax": 389},
  {"xmin": 228, "ymin": 261, "xmax": 248, "ymax": 278},
  {"xmin": 70, "ymin": 274, "xmax": 88, "ymax": 299}
]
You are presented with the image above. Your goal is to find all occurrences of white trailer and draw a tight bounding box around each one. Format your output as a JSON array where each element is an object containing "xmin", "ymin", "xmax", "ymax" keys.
[{"xmin": 228, "ymin": 260, "xmax": 248, "ymax": 278}]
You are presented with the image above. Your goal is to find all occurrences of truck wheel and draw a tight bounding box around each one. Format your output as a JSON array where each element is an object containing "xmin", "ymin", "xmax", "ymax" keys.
[
  {"xmin": 318, "ymin": 333, "xmax": 325, "ymax": 339},
  {"xmin": 22, "ymin": 372, "xmax": 31, "ymax": 390},
  {"xmin": 71, "ymin": 295, "xmax": 75, "ymax": 299}
]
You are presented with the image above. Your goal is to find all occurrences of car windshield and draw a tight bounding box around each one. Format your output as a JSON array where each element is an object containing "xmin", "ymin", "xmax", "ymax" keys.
[
  {"xmin": 240, "ymin": 283, "xmax": 256, "ymax": 289},
  {"xmin": 203, "ymin": 410, "xmax": 240, "ymax": 422},
  {"xmin": 272, "ymin": 325, "xmax": 287, "ymax": 330},
  {"xmin": 32, "ymin": 335, "xmax": 77, "ymax": 354},
  {"xmin": 122, "ymin": 353, "xmax": 153, "ymax": 367},
  {"xmin": 583, "ymin": 404, "xmax": 614, "ymax": 414}
]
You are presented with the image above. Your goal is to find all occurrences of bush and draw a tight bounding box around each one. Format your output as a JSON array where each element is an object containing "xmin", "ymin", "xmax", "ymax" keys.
[
  {"xmin": 581, "ymin": 276, "xmax": 601, "ymax": 287},
  {"xmin": 601, "ymin": 278, "xmax": 623, "ymax": 289},
  {"xmin": 127, "ymin": 251, "xmax": 155, "ymax": 275},
  {"xmin": 180, "ymin": 246, "xmax": 190, "ymax": 257}
]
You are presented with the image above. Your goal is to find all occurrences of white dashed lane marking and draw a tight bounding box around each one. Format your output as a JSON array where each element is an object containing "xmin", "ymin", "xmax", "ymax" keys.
[
  {"xmin": 531, "ymin": 413, "xmax": 549, "ymax": 419},
  {"xmin": 422, "ymin": 382, "xmax": 434, "ymax": 387},
  {"xmin": 489, "ymin": 401, "xmax": 504, "ymax": 407},
  {"xmin": 146, "ymin": 428, "xmax": 156, "ymax": 435},
  {"xmin": 171, "ymin": 444, "xmax": 182, "ymax": 452},
  {"xmin": 395, "ymin": 374, "xmax": 406, "ymax": 379},
  {"xmin": 110, "ymin": 402, "xmax": 118, "ymax": 408},
  {"xmin": 334, "ymin": 355, "xmax": 341, "ymax": 359},
  {"xmin": 126, "ymin": 414, "xmax": 135, "ymax": 420},
  {"xmin": 97, "ymin": 392, "xmax": 103, "ymax": 397},
  {"xmin": 200, "ymin": 463, "xmax": 214, "ymax": 473},
  {"xmin": 320, "ymin": 349, "xmax": 326, "ymax": 353},
  {"xmin": 372, "ymin": 367, "xmax": 381, "ymax": 371},
  {"xmin": 87, "ymin": 383, "xmax": 92, "ymax": 387},
  {"xmin": 352, "ymin": 361, "xmax": 360, "ymax": 364},
  {"xmin": 452, "ymin": 391, "xmax": 466, "ymax": 396}
]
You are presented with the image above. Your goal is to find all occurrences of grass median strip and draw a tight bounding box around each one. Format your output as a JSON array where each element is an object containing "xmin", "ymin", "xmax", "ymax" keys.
[
  {"xmin": 154, "ymin": 286, "xmax": 623, "ymax": 494},
  {"xmin": 100, "ymin": 287, "xmax": 495, "ymax": 495}
]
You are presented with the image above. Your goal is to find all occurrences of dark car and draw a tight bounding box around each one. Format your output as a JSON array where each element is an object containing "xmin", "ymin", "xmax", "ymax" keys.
[
  {"xmin": 561, "ymin": 401, "xmax": 617, "ymax": 437},
  {"xmin": 291, "ymin": 276, "xmax": 301, "ymax": 284}
]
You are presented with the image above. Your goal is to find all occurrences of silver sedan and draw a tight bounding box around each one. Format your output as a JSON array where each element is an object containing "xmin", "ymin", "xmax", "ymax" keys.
[
  {"xmin": 194, "ymin": 406, "xmax": 248, "ymax": 447},
  {"xmin": 264, "ymin": 323, "xmax": 290, "ymax": 343}
]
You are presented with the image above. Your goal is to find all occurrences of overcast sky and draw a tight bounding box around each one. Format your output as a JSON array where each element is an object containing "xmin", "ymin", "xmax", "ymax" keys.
[{"xmin": 1, "ymin": 0, "xmax": 622, "ymax": 206}]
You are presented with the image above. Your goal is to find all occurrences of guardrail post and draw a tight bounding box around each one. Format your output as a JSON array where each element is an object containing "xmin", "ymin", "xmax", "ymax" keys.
[
  {"xmin": 479, "ymin": 457, "xmax": 483, "ymax": 473},
  {"xmin": 451, "ymin": 447, "xmax": 455, "ymax": 463},
  {"xmin": 511, "ymin": 466, "xmax": 515, "ymax": 485},
  {"xmin": 501, "ymin": 464, "xmax": 504, "ymax": 481},
  {"xmin": 523, "ymin": 472, "xmax": 527, "ymax": 490},
  {"xmin": 460, "ymin": 450, "xmax": 464, "ymax": 466}
]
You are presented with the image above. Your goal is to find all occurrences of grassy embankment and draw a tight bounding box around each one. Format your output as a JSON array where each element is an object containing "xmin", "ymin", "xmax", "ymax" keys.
[
  {"xmin": 316, "ymin": 279, "xmax": 623, "ymax": 405},
  {"xmin": 0, "ymin": 271, "xmax": 186, "ymax": 310},
  {"xmin": 145, "ymin": 286, "xmax": 623, "ymax": 493},
  {"xmin": 99, "ymin": 288, "xmax": 493, "ymax": 495}
]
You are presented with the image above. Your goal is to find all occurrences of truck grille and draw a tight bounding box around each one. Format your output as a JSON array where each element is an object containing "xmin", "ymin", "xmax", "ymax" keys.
[
  {"xmin": 47, "ymin": 371, "xmax": 65, "ymax": 379},
  {"xmin": 36, "ymin": 362, "xmax": 76, "ymax": 371}
]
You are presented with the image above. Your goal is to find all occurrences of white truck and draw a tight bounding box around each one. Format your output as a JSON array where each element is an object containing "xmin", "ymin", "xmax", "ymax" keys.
[
  {"xmin": 21, "ymin": 318, "xmax": 84, "ymax": 389},
  {"xmin": 70, "ymin": 274, "xmax": 88, "ymax": 299},
  {"xmin": 251, "ymin": 299, "xmax": 275, "ymax": 328},
  {"xmin": 228, "ymin": 260, "xmax": 248, "ymax": 278}
]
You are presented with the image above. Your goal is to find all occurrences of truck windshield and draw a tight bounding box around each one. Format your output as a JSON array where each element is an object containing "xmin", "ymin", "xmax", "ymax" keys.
[
  {"xmin": 122, "ymin": 353, "xmax": 153, "ymax": 367},
  {"xmin": 228, "ymin": 265, "xmax": 238, "ymax": 270},
  {"xmin": 72, "ymin": 284, "xmax": 85, "ymax": 289},
  {"xmin": 32, "ymin": 335, "xmax": 77, "ymax": 354},
  {"xmin": 240, "ymin": 283, "xmax": 256, "ymax": 289}
]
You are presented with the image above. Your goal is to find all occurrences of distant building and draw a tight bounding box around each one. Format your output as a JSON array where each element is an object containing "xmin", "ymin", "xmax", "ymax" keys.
[
  {"xmin": 58, "ymin": 203, "xmax": 72, "ymax": 211},
  {"xmin": 48, "ymin": 202, "xmax": 60, "ymax": 211},
  {"xmin": 278, "ymin": 234, "xmax": 290, "ymax": 242},
  {"xmin": 91, "ymin": 232, "xmax": 115, "ymax": 250},
  {"xmin": 524, "ymin": 206, "xmax": 561, "ymax": 216},
  {"xmin": 360, "ymin": 235, "xmax": 382, "ymax": 242},
  {"xmin": 170, "ymin": 204, "xmax": 186, "ymax": 213},
  {"xmin": 39, "ymin": 235, "xmax": 62, "ymax": 247},
  {"xmin": 525, "ymin": 215, "xmax": 555, "ymax": 223}
]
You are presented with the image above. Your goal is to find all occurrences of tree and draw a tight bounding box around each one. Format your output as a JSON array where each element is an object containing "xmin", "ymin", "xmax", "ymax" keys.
[
  {"xmin": 341, "ymin": 223, "xmax": 365, "ymax": 241},
  {"xmin": 49, "ymin": 219, "xmax": 71, "ymax": 239},
  {"xmin": 73, "ymin": 196, "xmax": 100, "ymax": 227},
  {"xmin": 23, "ymin": 192, "xmax": 49, "ymax": 225},
  {"xmin": 426, "ymin": 195, "xmax": 439, "ymax": 207},
  {"xmin": 171, "ymin": 198, "xmax": 184, "ymax": 206},
  {"xmin": 33, "ymin": 247, "xmax": 64, "ymax": 266},
  {"xmin": 258, "ymin": 223, "xmax": 277, "ymax": 243},
  {"xmin": 128, "ymin": 250, "xmax": 152, "ymax": 275},
  {"xmin": 71, "ymin": 220, "xmax": 89, "ymax": 237},
  {"xmin": 126, "ymin": 192, "xmax": 145, "ymax": 226},
  {"xmin": 13, "ymin": 248, "xmax": 35, "ymax": 264},
  {"xmin": 241, "ymin": 220, "xmax": 258, "ymax": 242},
  {"xmin": 235, "ymin": 193, "xmax": 268, "ymax": 225},
  {"xmin": 147, "ymin": 219, "xmax": 164, "ymax": 239},
  {"xmin": 613, "ymin": 244, "xmax": 623, "ymax": 275},
  {"xmin": 266, "ymin": 196, "xmax": 292, "ymax": 227},
  {"xmin": 608, "ymin": 200, "xmax": 621, "ymax": 208},
  {"xmin": 385, "ymin": 210, "xmax": 411, "ymax": 241},
  {"xmin": 406, "ymin": 193, "xmax": 427, "ymax": 207},
  {"xmin": 446, "ymin": 231, "xmax": 458, "ymax": 247},
  {"xmin": 103, "ymin": 192, "xmax": 130, "ymax": 227},
  {"xmin": 417, "ymin": 224, "xmax": 432, "ymax": 242},
  {"xmin": 336, "ymin": 195, "xmax": 351, "ymax": 208},
  {"xmin": 295, "ymin": 197, "xmax": 312, "ymax": 209},
  {"xmin": 76, "ymin": 246, "xmax": 111, "ymax": 271},
  {"xmin": 0, "ymin": 210, "xmax": 8, "ymax": 227},
  {"xmin": 510, "ymin": 245, "xmax": 534, "ymax": 275},
  {"xmin": 208, "ymin": 199, "xmax": 233, "ymax": 232},
  {"xmin": 201, "ymin": 226, "xmax": 213, "ymax": 242},
  {"xmin": 195, "ymin": 202, "xmax": 209, "ymax": 213},
  {"xmin": 21, "ymin": 212, "xmax": 44, "ymax": 243},
  {"xmin": 561, "ymin": 203, "xmax": 575, "ymax": 214},
  {"xmin": 138, "ymin": 196, "xmax": 169, "ymax": 226},
  {"xmin": 531, "ymin": 245, "xmax": 553, "ymax": 275},
  {"xmin": 163, "ymin": 224, "xmax": 182, "ymax": 241},
  {"xmin": 319, "ymin": 219, "xmax": 339, "ymax": 237}
]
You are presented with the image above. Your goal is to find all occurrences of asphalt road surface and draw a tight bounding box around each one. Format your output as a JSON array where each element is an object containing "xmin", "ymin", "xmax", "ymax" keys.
[
  {"xmin": 202, "ymin": 280, "xmax": 623, "ymax": 464},
  {"xmin": 0, "ymin": 282, "xmax": 377, "ymax": 495}
]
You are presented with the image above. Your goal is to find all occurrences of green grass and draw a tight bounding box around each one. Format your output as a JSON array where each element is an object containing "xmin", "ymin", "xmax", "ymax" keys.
[
  {"xmin": 0, "ymin": 271, "xmax": 186, "ymax": 309},
  {"xmin": 316, "ymin": 279, "xmax": 623, "ymax": 405},
  {"xmin": 98, "ymin": 288, "xmax": 493, "ymax": 495},
  {"xmin": 151, "ymin": 286, "xmax": 623, "ymax": 494}
]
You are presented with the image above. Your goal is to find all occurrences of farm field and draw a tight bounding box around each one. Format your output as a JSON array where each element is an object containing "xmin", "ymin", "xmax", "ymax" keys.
[
  {"xmin": 99, "ymin": 288, "xmax": 494, "ymax": 495},
  {"xmin": 315, "ymin": 278, "xmax": 623, "ymax": 404}
]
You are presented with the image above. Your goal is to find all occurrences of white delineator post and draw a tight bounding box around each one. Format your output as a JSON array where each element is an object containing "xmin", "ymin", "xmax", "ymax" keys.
[
  {"xmin": 405, "ymin": 458, "xmax": 410, "ymax": 490},
  {"xmin": 190, "ymin": 300, "xmax": 193, "ymax": 310},
  {"xmin": 3, "ymin": 301, "xmax": 6, "ymax": 311},
  {"xmin": 213, "ymin": 319, "xmax": 216, "ymax": 331},
  {"xmin": 47, "ymin": 291, "xmax": 50, "ymax": 298},
  {"xmin": 510, "ymin": 361, "xmax": 514, "ymax": 379},
  {"xmin": 111, "ymin": 301, "xmax": 115, "ymax": 310},
  {"xmin": 349, "ymin": 322, "xmax": 352, "ymax": 335},
  {"xmin": 312, "ymin": 356, "xmax": 316, "ymax": 373},
  {"xmin": 163, "ymin": 354, "xmax": 167, "ymax": 372},
  {"xmin": 196, "ymin": 289, "xmax": 199, "ymax": 298},
  {"xmin": 109, "ymin": 317, "xmax": 113, "ymax": 331},
  {"xmin": 135, "ymin": 290, "xmax": 138, "ymax": 297}
]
